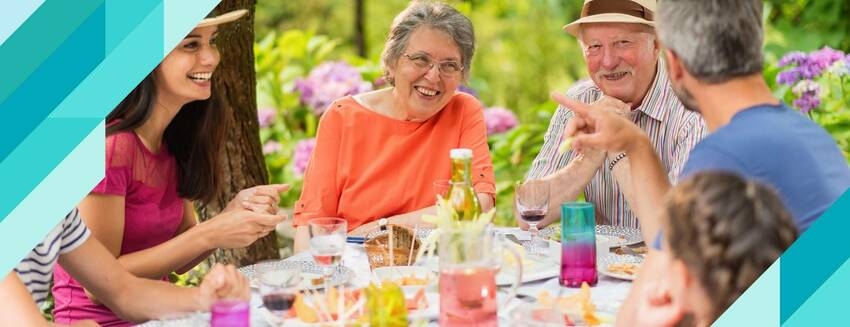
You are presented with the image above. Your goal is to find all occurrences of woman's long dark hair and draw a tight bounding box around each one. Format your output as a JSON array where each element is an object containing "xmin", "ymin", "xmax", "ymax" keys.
[{"xmin": 106, "ymin": 70, "xmax": 228, "ymax": 203}]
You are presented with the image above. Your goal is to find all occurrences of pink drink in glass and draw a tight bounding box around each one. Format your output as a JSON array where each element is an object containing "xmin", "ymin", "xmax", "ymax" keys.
[
  {"xmin": 439, "ymin": 266, "xmax": 499, "ymax": 327},
  {"xmin": 560, "ymin": 240, "xmax": 597, "ymax": 287}
]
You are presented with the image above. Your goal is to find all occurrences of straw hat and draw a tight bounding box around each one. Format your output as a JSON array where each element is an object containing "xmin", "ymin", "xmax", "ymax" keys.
[
  {"xmin": 563, "ymin": 0, "xmax": 656, "ymax": 37},
  {"xmin": 196, "ymin": 9, "xmax": 249, "ymax": 28}
]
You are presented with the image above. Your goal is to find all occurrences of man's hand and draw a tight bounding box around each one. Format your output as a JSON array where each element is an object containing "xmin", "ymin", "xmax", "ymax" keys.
[
  {"xmin": 198, "ymin": 264, "xmax": 250, "ymax": 310},
  {"xmin": 553, "ymin": 92, "xmax": 645, "ymax": 154},
  {"xmin": 224, "ymin": 184, "xmax": 290, "ymax": 215}
]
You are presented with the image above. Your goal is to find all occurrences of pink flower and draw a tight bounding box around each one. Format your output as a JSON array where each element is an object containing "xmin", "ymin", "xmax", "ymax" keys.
[
  {"xmin": 295, "ymin": 61, "xmax": 373, "ymax": 115},
  {"xmin": 262, "ymin": 140, "xmax": 282, "ymax": 155},
  {"xmin": 483, "ymin": 107, "xmax": 518, "ymax": 135},
  {"xmin": 292, "ymin": 138, "xmax": 316, "ymax": 176},
  {"xmin": 257, "ymin": 107, "xmax": 276, "ymax": 128}
]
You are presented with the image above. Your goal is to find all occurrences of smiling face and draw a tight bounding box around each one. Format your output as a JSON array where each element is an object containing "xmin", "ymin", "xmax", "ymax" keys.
[
  {"xmin": 579, "ymin": 23, "xmax": 659, "ymax": 106},
  {"xmin": 387, "ymin": 26, "xmax": 463, "ymax": 121},
  {"xmin": 154, "ymin": 26, "xmax": 220, "ymax": 108}
]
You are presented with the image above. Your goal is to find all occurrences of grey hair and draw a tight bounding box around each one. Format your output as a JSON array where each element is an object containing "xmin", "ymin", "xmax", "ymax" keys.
[
  {"xmin": 381, "ymin": 0, "xmax": 475, "ymax": 85},
  {"xmin": 657, "ymin": 0, "xmax": 764, "ymax": 84}
]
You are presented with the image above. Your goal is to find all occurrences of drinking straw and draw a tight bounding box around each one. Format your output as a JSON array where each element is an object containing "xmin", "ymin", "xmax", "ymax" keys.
[
  {"xmin": 407, "ymin": 224, "xmax": 418, "ymax": 266},
  {"xmin": 389, "ymin": 226, "xmax": 395, "ymax": 266}
]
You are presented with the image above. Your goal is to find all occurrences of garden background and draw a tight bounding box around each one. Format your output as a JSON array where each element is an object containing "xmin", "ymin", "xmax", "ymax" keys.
[{"xmin": 252, "ymin": 0, "xmax": 850, "ymax": 239}]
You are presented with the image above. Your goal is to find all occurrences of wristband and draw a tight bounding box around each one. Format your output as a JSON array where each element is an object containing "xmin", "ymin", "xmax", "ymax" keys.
[{"xmin": 608, "ymin": 152, "xmax": 627, "ymax": 170}]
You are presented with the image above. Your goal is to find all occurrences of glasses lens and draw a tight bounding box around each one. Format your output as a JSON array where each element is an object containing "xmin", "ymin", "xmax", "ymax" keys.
[{"xmin": 439, "ymin": 62, "xmax": 461, "ymax": 74}]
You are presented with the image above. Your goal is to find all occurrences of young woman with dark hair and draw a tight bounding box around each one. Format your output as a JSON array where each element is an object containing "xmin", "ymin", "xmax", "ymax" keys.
[{"xmin": 51, "ymin": 10, "xmax": 288, "ymax": 326}]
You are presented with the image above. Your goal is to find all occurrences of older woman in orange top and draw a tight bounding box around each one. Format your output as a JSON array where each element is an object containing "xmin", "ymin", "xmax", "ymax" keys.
[{"xmin": 292, "ymin": 1, "xmax": 495, "ymax": 252}]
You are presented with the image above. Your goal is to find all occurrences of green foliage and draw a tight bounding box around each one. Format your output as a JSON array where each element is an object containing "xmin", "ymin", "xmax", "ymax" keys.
[
  {"xmin": 253, "ymin": 1, "xmax": 850, "ymax": 227},
  {"xmin": 487, "ymin": 101, "xmax": 555, "ymax": 226}
]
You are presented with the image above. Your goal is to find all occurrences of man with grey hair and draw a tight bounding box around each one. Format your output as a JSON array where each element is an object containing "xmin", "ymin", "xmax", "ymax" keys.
[
  {"xmin": 520, "ymin": 0, "xmax": 706, "ymax": 236},
  {"xmin": 553, "ymin": 0, "xmax": 850, "ymax": 324}
]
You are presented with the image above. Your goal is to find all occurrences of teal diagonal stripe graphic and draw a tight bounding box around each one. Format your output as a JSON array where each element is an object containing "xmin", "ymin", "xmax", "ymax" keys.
[
  {"xmin": 780, "ymin": 189, "xmax": 850, "ymax": 323},
  {"xmin": 714, "ymin": 259, "xmax": 781, "ymax": 326},
  {"xmin": 0, "ymin": 2, "xmax": 105, "ymax": 164},
  {"xmin": 0, "ymin": 1, "xmax": 102, "ymax": 103},
  {"xmin": 783, "ymin": 256, "xmax": 850, "ymax": 325},
  {"xmin": 0, "ymin": 0, "xmax": 219, "ymax": 273}
]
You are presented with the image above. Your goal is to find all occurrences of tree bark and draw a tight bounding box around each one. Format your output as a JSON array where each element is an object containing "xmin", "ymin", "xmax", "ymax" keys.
[
  {"xmin": 355, "ymin": 0, "xmax": 366, "ymax": 57},
  {"xmin": 197, "ymin": 0, "xmax": 280, "ymax": 268}
]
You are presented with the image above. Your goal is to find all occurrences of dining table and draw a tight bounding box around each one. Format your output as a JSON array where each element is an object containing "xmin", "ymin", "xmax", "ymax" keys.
[{"xmin": 137, "ymin": 227, "xmax": 636, "ymax": 326}]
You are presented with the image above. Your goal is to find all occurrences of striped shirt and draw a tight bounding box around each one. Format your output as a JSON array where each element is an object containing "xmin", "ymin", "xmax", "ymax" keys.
[
  {"xmin": 14, "ymin": 208, "xmax": 90, "ymax": 306},
  {"xmin": 527, "ymin": 62, "xmax": 707, "ymax": 228}
]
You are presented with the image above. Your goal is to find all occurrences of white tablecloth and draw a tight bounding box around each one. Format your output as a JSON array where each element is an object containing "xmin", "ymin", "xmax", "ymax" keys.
[{"xmin": 139, "ymin": 228, "xmax": 633, "ymax": 326}]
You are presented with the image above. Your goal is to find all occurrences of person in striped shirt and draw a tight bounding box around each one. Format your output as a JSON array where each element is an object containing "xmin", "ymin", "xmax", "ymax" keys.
[
  {"xmin": 2, "ymin": 208, "xmax": 250, "ymax": 326},
  {"xmin": 520, "ymin": 0, "xmax": 706, "ymax": 231}
]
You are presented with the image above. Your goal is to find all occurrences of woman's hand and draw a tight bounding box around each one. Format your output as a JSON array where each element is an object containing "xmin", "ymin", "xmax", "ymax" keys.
[
  {"xmin": 198, "ymin": 264, "xmax": 250, "ymax": 310},
  {"xmin": 200, "ymin": 209, "xmax": 286, "ymax": 249},
  {"xmin": 224, "ymin": 184, "xmax": 289, "ymax": 215}
]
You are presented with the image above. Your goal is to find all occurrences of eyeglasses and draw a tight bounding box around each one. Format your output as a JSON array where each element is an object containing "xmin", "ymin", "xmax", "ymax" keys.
[{"xmin": 403, "ymin": 53, "xmax": 464, "ymax": 77}]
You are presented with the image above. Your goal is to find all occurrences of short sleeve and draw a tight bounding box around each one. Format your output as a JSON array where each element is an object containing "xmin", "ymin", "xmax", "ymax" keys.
[
  {"xmin": 457, "ymin": 96, "xmax": 496, "ymax": 196},
  {"xmin": 92, "ymin": 133, "xmax": 135, "ymax": 196},
  {"xmin": 293, "ymin": 108, "xmax": 344, "ymax": 227},
  {"xmin": 59, "ymin": 208, "xmax": 91, "ymax": 255}
]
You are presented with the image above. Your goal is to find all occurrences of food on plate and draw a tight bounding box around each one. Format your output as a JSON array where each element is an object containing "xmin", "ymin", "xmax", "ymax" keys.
[
  {"xmin": 607, "ymin": 263, "xmax": 641, "ymax": 276},
  {"xmin": 287, "ymin": 287, "xmax": 364, "ymax": 323},
  {"xmin": 380, "ymin": 274, "xmax": 430, "ymax": 286},
  {"xmin": 613, "ymin": 245, "xmax": 647, "ymax": 255},
  {"xmin": 365, "ymin": 282, "xmax": 409, "ymax": 327},
  {"xmin": 536, "ymin": 282, "xmax": 602, "ymax": 326}
]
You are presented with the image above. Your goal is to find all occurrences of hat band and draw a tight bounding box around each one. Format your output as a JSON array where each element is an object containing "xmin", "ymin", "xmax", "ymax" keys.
[{"xmin": 581, "ymin": 0, "xmax": 654, "ymax": 21}]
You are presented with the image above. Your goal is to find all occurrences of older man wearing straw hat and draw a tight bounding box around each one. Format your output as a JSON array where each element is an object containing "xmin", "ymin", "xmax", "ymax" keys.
[{"xmin": 520, "ymin": 0, "xmax": 706, "ymax": 233}]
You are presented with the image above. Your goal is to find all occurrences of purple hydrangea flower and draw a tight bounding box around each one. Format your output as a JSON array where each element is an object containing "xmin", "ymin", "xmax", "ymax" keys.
[
  {"xmin": 483, "ymin": 107, "xmax": 519, "ymax": 135},
  {"xmin": 262, "ymin": 140, "xmax": 282, "ymax": 155},
  {"xmin": 777, "ymin": 47, "xmax": 847, "ymax": 86},
  {"xmin": 791, "ymin": 80, "xmax": 822, "ymax": 114},
  {"xmin": 257, "ymin": 107, "xmax": 276, "ymax": 128},
  {"xmin": 292, "ymin": 138, "xmax": 316, "ymax": 176},
  {"xmin": 295, "ymin": 61, "xmax": 373, "ymax": 115},
  {"xmin": 457, "ymin": 85, "xmax": 479, "ymax": 98}
]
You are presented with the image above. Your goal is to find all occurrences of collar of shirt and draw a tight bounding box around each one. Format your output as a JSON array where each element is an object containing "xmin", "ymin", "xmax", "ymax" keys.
[{"xmin": 632, "ymin": 60, "xmax": 672, "ymax": 123}]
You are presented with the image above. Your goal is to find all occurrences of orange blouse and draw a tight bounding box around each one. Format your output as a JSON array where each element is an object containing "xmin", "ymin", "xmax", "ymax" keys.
[{"xmin": 293, "ymin": 92, "xmax": 496, "ymax": 230}]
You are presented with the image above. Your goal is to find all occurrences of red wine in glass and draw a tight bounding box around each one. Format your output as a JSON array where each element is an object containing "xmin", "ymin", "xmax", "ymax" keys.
[
  {"xmin": 520, "ymin": 209, "xmax": 546, "ymax": 223},
  {"xmin": 262, "ymin": 291, "xmax": 296, "ymax": 313}
]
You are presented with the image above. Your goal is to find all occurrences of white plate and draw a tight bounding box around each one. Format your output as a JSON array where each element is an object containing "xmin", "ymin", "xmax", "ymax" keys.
[
  {"xmin": 541, "ymin": 225, "xmax": 643, "ymax": 248},
  {"xmin": 240, "ymin": 260, "xmax": 353, "ymax": 290},
  {"xmin": 597, "ymin": 254, "xmax": 644, "ymax": 281}
]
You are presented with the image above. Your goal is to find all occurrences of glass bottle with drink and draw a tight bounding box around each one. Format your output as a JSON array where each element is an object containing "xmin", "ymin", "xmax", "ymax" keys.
[
  {"xmin": 446, "ymin": 148, "xmax": 481, "ymax": 221},
  {"xmin": 560, "ymin": 202, "xmax": 597, "ymax": 287}
]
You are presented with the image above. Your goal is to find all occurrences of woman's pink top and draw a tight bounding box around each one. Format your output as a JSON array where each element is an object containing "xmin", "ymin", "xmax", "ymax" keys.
[{"xmin": 53, "ymin": 130, "xmax": 184, "ymax": 326}]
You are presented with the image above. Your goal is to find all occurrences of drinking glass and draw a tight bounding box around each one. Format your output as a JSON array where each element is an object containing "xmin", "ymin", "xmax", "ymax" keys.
[
  {"xmin": 433, "ymin": 179, "xmax": 451, "ymax": 201},
  {"xmin": 255, "ymin": 260, "xmax": 301, "ymax": 317},
  {"xmin": 308, "ymin": 218, "xmax": 347, "ymax": 289},
  {"xmin": 515, "ymin": 179, "xmax": 550, "ymax": 255},
  {"xmin": 560, "ymin": 202, "xmax": 597, "ymax": 287},
  {"xmin": 210, "ymin": 300, "xmax": 249, "ymax": 327},
  {"xmin": 438, "ymin": 225, "xmax": 522, "ymax": 327}
]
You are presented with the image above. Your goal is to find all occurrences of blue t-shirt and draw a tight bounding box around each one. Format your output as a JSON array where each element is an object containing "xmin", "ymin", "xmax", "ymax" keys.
[
  {"xmin": 653, "ymin": 104, "xmax": 850, "ymax": 249},
  {"xmin": 680, "ymin": 103, "xmax": 850, "ymax": 233}
]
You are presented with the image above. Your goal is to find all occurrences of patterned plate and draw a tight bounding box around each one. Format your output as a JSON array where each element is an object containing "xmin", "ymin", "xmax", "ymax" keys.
[
  {"xmin": 239, "ymin": 260, "xmax": 353, "ymax": 289},
  {"xmin": 540, "ymin": 225, "xmax": 643, "ymax": 247},
  {"xmin": 597, "ymin": 253, "xmax": 644, "ymax": 281}
]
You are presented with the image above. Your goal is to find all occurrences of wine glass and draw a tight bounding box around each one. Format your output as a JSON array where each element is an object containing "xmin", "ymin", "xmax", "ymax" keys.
[
  {"xmin": 515, "ymin": 180, "xmax": 550, "ymax": 256},
  {"xmin": 255, "ymin": 260, "xmax": 301, "ymax": 318},
  {"xmin": 308, "ymin": 217, "xmax": 347, "ymax": 289}
]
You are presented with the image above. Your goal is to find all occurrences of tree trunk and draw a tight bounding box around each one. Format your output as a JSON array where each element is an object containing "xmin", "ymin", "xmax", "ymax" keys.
[
  {"xmin": 354, "ymin": 0, "xmax": 366, "ymax": 57},
  {"xmin": 197, "ymin": 0, "xmax": 280, "ymax": 268}
]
